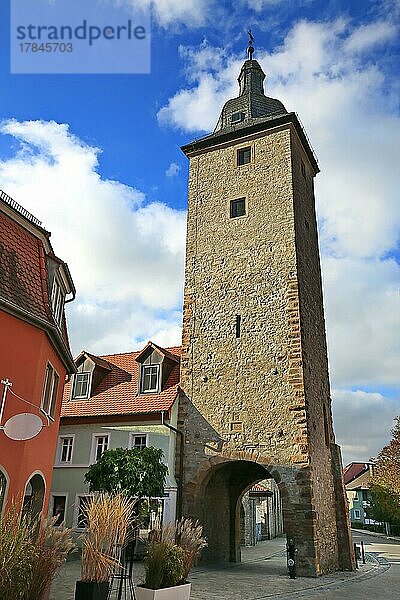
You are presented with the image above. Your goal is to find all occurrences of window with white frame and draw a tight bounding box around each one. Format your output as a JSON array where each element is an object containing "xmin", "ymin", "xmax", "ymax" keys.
[
  {"xmin": 72, "ymin": 372, "xmax": 91, "ymax": 399},
  {"xmin": 354, "ymin": 509, "xmax": 361, "ymax": 520},
  {"xmin": 51, "ymin": 277, "xmax": 65, "ymax": 325},
  {"xmin": 91, "ymin": 434, "xmax": 109, "ymax": 463},
  {"xmin": 41, "ymin": 363, "xmax": 59, "ymax": 419},
  {"xmin": 75, "ymin": 495, "xmax": 93, "ymax": 530},
  {"xmin": 58, "ymin": 436, "xmax": 74, "ymax": 464},
  {"xmin": 130, "ymin": 434, "xmax": 147, "ymax": 450},
  {"xmin": 141, "ymin": 365, "xmax": 160, "ymax": 393}
]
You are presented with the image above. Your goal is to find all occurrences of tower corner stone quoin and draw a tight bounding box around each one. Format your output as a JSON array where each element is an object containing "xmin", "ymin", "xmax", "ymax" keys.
[{"xmin": 178, "ymin": 54, "xmax": 354, "ymax": 576}]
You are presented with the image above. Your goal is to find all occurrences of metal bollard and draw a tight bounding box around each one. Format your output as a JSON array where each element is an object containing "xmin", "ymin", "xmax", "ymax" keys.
[
  {"xmin": 361, "ymin": 540, "xmax": 365, "ymax": 564},
  {"xmin": 287, "ymin": 538, "xmax": 298, "ymax": 579},
  {"xmin": 353, "ymin": 542, "xmax": 359, "ymax": 569}
]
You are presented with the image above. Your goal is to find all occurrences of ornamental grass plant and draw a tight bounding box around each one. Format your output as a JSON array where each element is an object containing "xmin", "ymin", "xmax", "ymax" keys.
[
  {"xmin": 175, "ymin": 518, "xmax": 207, "ymax": 581},
  {"xmin": 0, "ymin": 504, "xmax": 75, "ymax": 600},
  {"xmin": 80, "ymin": 492, "xmax": 136, "ymax": 583},
  {"xmin": 142, "ymin": 518, "xmax": 207, "ymax": 589},
  {"xmin": 144, "ymin": 538, "xmax": 185, "ymax": 590}
]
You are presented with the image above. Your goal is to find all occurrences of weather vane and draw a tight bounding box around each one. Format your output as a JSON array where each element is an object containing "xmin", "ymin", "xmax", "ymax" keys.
[{"xmin": 247, "ymin": 29, "xmax": 254, "ymax": 59}]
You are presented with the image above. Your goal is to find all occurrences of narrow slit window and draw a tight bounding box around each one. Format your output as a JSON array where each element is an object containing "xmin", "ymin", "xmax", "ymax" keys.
[
  {"xmin": 230, "ymin": 198, "xmax": 246, "ymax": 218},
  {"xmin": 323, "ymin": 404, "xmax": 330, "ymax": 447},
  {"xmin": 235, "ymin": 315, "xmax": 241, "ymax": 338}
]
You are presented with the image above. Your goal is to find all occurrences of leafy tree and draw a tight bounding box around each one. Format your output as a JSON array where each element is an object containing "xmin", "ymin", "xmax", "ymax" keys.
[
  {"xmin": 367, "ymin": 483, "xmax": 400, "ymax": 530},
  {"xmin": 367, "ymin": 417, "xmax": 400, "ymax": 532},
  {"xmin": 374, "ymin": 417, "xmax": 400, "ymax": 495},
  {"xmin": 84, "ymin": 447, "xmax": 168, "ymax": 499}
]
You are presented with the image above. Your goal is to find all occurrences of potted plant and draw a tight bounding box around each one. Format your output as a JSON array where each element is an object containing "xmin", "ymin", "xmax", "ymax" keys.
[
  {"xmin": 75, "ymin": 493, "xmax": 135, "ymax": 600},
  {"xmin": 135, "ymin": 518, "xmax": 207, "ymax": 600},
  {"xmin": 0, "ymin": 504, "xmax": 75, "ymax": 600}
]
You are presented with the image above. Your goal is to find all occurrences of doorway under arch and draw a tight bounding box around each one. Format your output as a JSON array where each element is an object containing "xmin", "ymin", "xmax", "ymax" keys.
[
  {"xmin": 23, "ymin": 473, "xmax": 46, "ymax": 518},
  {"xmin": 196, "ymin": 460, "xmax": 286, "ymax": 564}
]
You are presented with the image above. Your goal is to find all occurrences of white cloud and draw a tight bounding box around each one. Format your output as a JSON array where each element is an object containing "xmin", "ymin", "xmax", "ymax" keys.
[
  {"xmin": 121, "ymin": 0, "xmax": 211, "ymax": 27},
  {"xmin": 250, "ymin": 0, "xmax": 288, "ymax": 8},
  {"xmin": 165, "ymin": 162, "xmax": 180, "ymax": 177},
  {"xmin": 323, "ymin": 256, "xmax": 400, "ymax": 388},
  {"xmin": 344, "ymin": 21, "xmax": 398, "ymax": 53},
  {"xmin": 332, "ymin": 389, "xmax": 399, "ymax": 464},
  {"xmin": 0, "ymin": 119, "xmax": 186, "ymax": 355}
]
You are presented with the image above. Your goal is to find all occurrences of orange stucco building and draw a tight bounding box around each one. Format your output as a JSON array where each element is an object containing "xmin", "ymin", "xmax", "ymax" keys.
[{"xmin": 0, "ymin": 190, "xmax": 75, "ymax": 516}]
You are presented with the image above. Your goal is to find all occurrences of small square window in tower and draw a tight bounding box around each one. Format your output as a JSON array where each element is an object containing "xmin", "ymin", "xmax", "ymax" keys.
[
  {"xmin": 231, "ymin": 111, "xmax": 244, "ymax": 124},
  {"xmin": 237, "ymin": 147, "xmax": 251, "ymax": 166},
  {"xmin": 230, "ymin": 198, "xmax": 246, "ymax": 218}
]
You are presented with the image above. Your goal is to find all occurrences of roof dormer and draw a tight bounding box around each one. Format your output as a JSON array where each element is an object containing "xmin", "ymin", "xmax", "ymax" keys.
[
  {"xmin": 71, "ymin": 352, "xmax": 111, "ymax": 400},
  {"xmin": 136, "ymin": 341, "xmax": 178, "ymax": 395}
]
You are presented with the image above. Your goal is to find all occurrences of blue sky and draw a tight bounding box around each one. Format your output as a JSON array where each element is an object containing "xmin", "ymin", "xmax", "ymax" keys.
[{"xmin": 0, "ymin": 0, "xmax": 399, "ymax": 464}]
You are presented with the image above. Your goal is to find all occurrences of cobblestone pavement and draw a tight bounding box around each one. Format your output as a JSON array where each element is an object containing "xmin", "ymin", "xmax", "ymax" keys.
[{"xmin": 50, "ymin": 533, "xmax": 397, "ymax": 599}]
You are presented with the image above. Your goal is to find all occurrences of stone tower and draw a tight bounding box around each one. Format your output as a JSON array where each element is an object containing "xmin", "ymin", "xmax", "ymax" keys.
[{"xmin": 179, "ymin": 52, "xmax": 354, "ymax": 576}]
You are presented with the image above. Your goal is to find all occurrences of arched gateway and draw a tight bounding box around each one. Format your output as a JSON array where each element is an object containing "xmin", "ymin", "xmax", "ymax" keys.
[{"xmin": 178, "ymin": 46, "xmax": 354, "ymax": 577}]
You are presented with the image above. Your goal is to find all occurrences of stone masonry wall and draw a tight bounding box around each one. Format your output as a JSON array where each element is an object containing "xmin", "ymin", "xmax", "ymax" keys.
[
  {"xmin": 181, "ymin": 128, "xmax": 306, "ymax": 461},
  {"xmin": 179, "ymin": 124, "xmax": 350, "ymax": 575},
  {"xmin": 290, "ymin": 131, "xmax": 340, "ymax": 573}
]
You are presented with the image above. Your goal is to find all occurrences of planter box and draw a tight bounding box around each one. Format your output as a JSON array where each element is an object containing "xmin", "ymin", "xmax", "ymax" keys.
[
  {"xmin": 75, "ymin": 580, "xmax": 110, "ymax": 600},
  {"xmin": 136, "ymin": 582, "xmax": 191, "ymax": 600}
]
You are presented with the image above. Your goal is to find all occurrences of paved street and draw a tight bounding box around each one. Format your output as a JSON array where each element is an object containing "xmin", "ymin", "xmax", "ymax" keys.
[{"xmin": 50, "ymin": 531, "xmax": 400, "ymax": 599}]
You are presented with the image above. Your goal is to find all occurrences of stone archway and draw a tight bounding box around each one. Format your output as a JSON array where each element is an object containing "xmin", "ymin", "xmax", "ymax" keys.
[
  {"xmin": 23, "ymin": 473, "xmax": 45, "ymax": 518},
  {"xmin": 183, "ymin": 452, "xmax": 326, "ymax": 574},
  {"xmin": 194, "ymin": 459, "xmax": 286, "ymax": 565}
]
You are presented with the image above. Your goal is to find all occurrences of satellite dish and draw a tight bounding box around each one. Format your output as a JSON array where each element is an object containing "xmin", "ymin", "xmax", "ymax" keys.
[{"xmin": 3, "ymin": 413, "xmax": 43, "ymax": 441}]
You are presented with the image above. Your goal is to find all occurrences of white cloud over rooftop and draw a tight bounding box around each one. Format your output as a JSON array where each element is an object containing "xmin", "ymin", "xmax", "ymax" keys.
[{"xmin": 0, "ymin": 119, "xmax": 186, "ymax": 354}]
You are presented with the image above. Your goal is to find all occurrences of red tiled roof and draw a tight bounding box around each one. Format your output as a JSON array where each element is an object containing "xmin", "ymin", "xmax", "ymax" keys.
[
  {"xmin": 61, "ymin": 345, "xmax": 182, "ymax": 418},
  {"xmin": 249, "ymin": 482, "xmax": 273, "ymax": 493},
  {"xmin": 0, "ymin": 200, "xmax": 75, "ymax": 370},
  {"xmin": 0, "ymin": 212, "xmax": 51, "ymax": 322},
  {"xmin": 343, "ymin": 462, "xmax": 371, "ymax": 485}
]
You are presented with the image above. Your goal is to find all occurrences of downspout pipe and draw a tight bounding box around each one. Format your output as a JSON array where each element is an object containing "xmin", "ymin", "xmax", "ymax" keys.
[{"xmin": 161, "ymin": 410, "xmax": 184, "ymax": 521}]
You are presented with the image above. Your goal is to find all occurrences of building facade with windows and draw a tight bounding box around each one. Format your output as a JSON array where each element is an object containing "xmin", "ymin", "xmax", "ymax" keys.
[
  {"xmin": 344, "ymin": 462, "xmax": 374, "ymax": 525},
  {"xmin": 0, "ymin": 190, "xmax": 75, "ymax": 516},
  {"xmin": 241, "ymin": 479, "xmax": 284, "ymax": 547},
  {"xmin": 50, "ymin": 342, "xmax": 180, "ymax": 532}
]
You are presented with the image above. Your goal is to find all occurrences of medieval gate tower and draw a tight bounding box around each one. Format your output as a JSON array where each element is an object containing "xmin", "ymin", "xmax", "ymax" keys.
[{"xmin": 179, "ymin": 42, "xmax": 354, "ymax": 576}]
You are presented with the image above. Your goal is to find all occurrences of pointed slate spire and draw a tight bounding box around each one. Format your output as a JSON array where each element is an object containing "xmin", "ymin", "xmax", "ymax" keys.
[{"xmin": 214, "ymin": 33, "xmax": 287, "ymax": 133}]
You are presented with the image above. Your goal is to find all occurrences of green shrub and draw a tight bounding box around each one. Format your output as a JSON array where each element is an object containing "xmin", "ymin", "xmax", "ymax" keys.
[
  {"xmin": 144, "ymin": 539, "xmax": 184, "ymax": 589},
  {"xmin": 162, "ymin": 545, "xmax": 185, "ymax": 588}
]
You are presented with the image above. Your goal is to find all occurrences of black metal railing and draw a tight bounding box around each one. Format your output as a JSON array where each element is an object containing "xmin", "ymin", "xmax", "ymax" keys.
[{"xmin": 0, "ymin": 189, "xmax": 42, "ymax": 227}]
